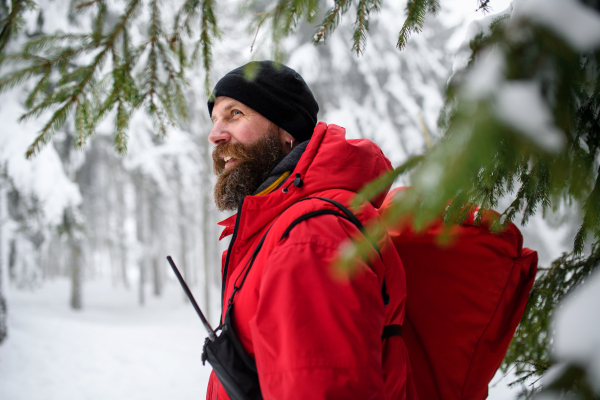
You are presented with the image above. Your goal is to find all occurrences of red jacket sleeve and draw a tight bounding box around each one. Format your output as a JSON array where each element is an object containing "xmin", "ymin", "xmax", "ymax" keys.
[{"xmin": 248, "ymin": 215, "xmax": 386, "ymax": 400}]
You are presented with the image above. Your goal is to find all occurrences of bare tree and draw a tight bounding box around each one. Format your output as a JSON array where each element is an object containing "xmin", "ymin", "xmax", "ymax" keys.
[
  {"xmin": 0, "ymin": 163, "xmax": 8, "ymax": 343},
  {"xmin": 60, "ymin": 207, "xmax": 83, "ymax": 310},
  {"xmin": 134, "ymin": 173, "xmax": 147, "ymax": 306}
]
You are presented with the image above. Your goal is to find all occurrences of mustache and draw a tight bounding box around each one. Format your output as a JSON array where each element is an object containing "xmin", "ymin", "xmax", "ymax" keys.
[{"xmin": 212, "ymin": 142, "xmax": 253, "ymax": 175}]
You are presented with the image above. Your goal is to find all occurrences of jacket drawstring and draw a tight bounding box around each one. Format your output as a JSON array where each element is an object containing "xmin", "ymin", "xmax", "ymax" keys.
[{"xmin": 282, "ymin": 173, "xmax": 304, "ymax": 193}]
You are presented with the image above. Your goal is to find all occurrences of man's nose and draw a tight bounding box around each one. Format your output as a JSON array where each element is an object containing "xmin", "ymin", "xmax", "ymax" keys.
[{"xmin": 208, "ymin": 121, "xmax": 230, "ymax": 145}]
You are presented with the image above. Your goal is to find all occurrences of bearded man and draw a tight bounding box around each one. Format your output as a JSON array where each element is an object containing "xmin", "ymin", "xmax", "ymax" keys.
[{"xmin": 206, "ymin": 61, "xmax": 417, "ymax": 400}]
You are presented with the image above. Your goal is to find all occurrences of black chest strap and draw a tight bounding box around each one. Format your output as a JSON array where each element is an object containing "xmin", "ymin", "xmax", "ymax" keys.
[{"xmin": 225, "ymin": 196, "xmax": 401, "ymax": 339}]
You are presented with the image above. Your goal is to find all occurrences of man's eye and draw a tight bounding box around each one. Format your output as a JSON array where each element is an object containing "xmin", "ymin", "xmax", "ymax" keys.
[{"xmin": 232, "ymin": 110, "xmax": 242, "ymax": 116}]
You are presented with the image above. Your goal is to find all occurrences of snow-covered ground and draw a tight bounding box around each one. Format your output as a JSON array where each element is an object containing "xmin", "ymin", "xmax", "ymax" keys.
[
  {"xmin": 0, "ymin": 276, "xmax": 523, "ymax": 400},
  {"xmin": 0, "ymin": 278, "xmax": 213, "ymax": 400}
]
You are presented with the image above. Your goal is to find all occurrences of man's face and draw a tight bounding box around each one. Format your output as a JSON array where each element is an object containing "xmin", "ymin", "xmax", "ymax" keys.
[
  {"xmin": 209, "ymin": 97, "xmax": 287, "ymax": 163},
  {"xmin": 209, "ymin": 97, "xmax": 290, "ymax": 211}
]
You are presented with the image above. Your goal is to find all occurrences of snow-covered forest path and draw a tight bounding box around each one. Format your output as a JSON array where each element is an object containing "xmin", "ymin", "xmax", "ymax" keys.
[{"xmin": 0, "ymin": 279, "xmax": 212, "ymax": 400}]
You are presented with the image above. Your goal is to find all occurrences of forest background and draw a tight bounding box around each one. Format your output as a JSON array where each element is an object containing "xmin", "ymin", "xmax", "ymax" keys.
[{"xmin": 1, "ymin": 0, "xmax": 599, "ymax": 399}]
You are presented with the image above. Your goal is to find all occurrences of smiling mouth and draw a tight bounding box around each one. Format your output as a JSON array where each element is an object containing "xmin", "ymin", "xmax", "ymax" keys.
[{"xmin": 223, "ymin": 156, "xmax": 238, "ymax": 168}]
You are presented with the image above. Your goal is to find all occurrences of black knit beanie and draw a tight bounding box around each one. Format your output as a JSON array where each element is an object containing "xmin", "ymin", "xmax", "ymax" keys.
[{"xmin": 207, "ymin": 61, "xmax": 319, "ymax": 143}]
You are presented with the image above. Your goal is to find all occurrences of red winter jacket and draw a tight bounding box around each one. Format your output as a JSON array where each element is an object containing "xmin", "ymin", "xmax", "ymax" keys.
[{"xmin": 206, "ymin": 123, "xmax": 418, "ymax": 400}]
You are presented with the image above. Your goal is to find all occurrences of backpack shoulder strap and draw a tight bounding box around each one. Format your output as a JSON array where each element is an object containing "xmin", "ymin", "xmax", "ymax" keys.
[
  {"xmin": 226, "ymin": 196, "xmax": 395, "ymax": 320},
  {"xmin": 279, "ymin": 196, "xmax": 390, "ymax": 306}
]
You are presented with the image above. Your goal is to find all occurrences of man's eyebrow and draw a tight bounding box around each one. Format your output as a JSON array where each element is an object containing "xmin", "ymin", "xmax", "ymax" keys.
[{"xmin": 211, "ymin": 103, "xmax": 236, "ymax": 123}]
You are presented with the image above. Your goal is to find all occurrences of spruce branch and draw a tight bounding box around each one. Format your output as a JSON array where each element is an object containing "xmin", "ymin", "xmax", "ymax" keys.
[
  {"xmin": 200, "ymin": 0, "xmax": 218, "ymax": 94},
  {"xmin": 27, "ymin": 98, "xmax": 76, "ymax": 157},
  {"xmin": 574, "ymin": 166, "xmax": 600, "ymax": 254},
  {"xmin": 91, "ymin": 0, "xmax": 107, "ymax": 43},
  {"xmin": 175, "ymin": 0, "xmax": 220, "ymax": 94},
  {"xmin": 250, "ymin": 11, "xmax": 269, "ymax": 53},
  {"xmin": 351, "ymin": 155, "xmax": 424, "ymax": 209},
  {"xmin": 397, "ymin": 0, "xmax": 428, "ymax": 51},
  {"xmin": 352, "ymin": 0, "xmax": 379, "ymax": 56},
  {"xmin": 248, "ymin": 0, "xmax": 320, "ymax": 56},
  {"xmin": 313, "ymin": 0, "xmax": 350, "ymax": 45},
  {"xmin": 73, "ymin": 0, "xmax": 103, "ymax": 10},
  {"xmin": 1, "ymin": 0, "xmax": 145, "ymax": 157},
  {"xmin": 503, "ymin": 245, "xmax": 600, "ymax": 389},
  {"xmin": 427, "ymin": 0, "xmax": 440, "ymax": 14},
  {"xmin": 476, "ymin": 0, "xmax": 491, "ymax": 13},
  {"xmin": 2, "ymin": 0, "xmax": 193, "ymax": 157},
  {"xmin": 0, "ymin": 0, "xmax": 36, "ymax": 55}
]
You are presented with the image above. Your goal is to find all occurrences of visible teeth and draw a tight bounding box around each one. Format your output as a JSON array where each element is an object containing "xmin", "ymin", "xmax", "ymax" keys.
[{"xmin": 224, "ymin": 156, "xmax": 232, "ymax": 162}]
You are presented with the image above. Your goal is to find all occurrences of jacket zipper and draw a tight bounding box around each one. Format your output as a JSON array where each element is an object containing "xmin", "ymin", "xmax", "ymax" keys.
[{"xmin": 220, "ymin": 196, "xmax": 245, "ymax": 323}]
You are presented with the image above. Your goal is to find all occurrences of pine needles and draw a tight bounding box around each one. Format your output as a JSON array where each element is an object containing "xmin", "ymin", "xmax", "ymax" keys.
[
  {"xmin": 348, "ymin": 3, "xmax": 600, "ymax": 393},
  {"xmin": 175, "ymin": 0, "xmax": 220, "ymax": 95},
  {"xmin": 313, "ymin": 0, "xmax": 351, "ymax": 45},
  {"xmin": 352, "ymin": 0, "xmax": 380, "ymax": 55},
  {"xmin": 503, "ymin": 245, "xmax": 600, "ymax": 396},
  {"xmin": 0, "ymin": 0, "xmax": 462, "ymax": 156},
  {"xmin": 397, "ymin": 0, "xmax": 439, "ymax": 50},
  {"xmin": 0, "ymin": 0, "xmax": 36, "ymax": 55},
  {"xmin": 0, "ymin": 0, "xmax": 197, "ymax": 157}
]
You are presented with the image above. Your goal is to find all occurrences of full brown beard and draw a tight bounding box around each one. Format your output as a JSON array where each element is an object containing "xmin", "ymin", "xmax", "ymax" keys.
[{"xmin": 213, "ymin": 128, "xmax": 286, "ymax": 211}]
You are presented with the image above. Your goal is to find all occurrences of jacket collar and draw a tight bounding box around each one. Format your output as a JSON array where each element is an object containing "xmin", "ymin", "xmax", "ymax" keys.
[{"xmin": 217, "ymin": 122, "xmax": 393, "ymax": 241}]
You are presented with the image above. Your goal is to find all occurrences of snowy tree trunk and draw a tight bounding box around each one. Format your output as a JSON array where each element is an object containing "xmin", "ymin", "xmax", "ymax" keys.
[
  {"xmin": 0, "ymin": 172, "xmax": 8, "ymax": 344},
  {"xmin": 69, "ymin": 237, "xmax": 83, "ymax": 310},
  {"xmin": 149, "ymin": 190, "xmax": 162, "ymax": 297},
  {"xmin": 135, "ymin": 174, "xmax": 146, "ymax": 306},
  {"xmin": 61, "ymin": 205, "xmax": 84, "ymax": 310},
  {"xmin": 0, "ymin": 293, "xmax": 6, "ymax": 345},
  {"xmin": 117, "ymin": 175, "xmax": 129, "ymax": 289},
  {"xmin": 176, "ymin": 166, "xmax": 190, "ymax": 303},
  {"xmin": 200, "ymin": 146, "xmax": 213, "ymax": 321}
]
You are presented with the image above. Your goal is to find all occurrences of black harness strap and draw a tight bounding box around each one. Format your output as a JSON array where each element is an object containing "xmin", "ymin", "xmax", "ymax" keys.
[
  {"xmin": 279, "ymin": 197, "xmax": 398, "ymax": 337},
  {"xmin": 228, "ymin": 226, "xmax": 273, "ymax": 306},
  {"xmin": 280, "ymin": 210, "xmax": 350, "ymax": 240},
  {"xmin": 225, "ymin": 196, "xmax": 400, "ymax": 338},
  {"xmin": 288, "ymin": 197, "xmax": 390, "ymax": 306},
  {"xmin": 382, "ymin": 325, "xmax": 402, "ymax": 339}
]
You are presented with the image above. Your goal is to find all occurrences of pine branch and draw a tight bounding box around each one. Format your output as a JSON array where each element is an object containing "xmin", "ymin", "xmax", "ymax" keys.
[
  {"xmin": 200, "ymin": 0, "xmax": 217, "ymax": 94},
  {"xmin": 22, "ymin": 33, "xmax": 91, "ymax": 54},
  {"xmin": 175, "ymin": 0, "xmax": 219, "ymax": 94},
  {"xmin": 0, "ymin": 63, "xmax": 47, "ymax": 92},
  {"xmin": 24, "ymin": 66, "xmax": 50, "ymax": 108},
  {"xmin": 73, "ymin": 0, "xmax": 103, "ymax": 10},
  {"xmin": 247, "ymin": 0, "xmax": 319, "ymax": 58},
  {"xmin": 114, "ymin": 99, "xmax": 129, "ymax": 154},
  {"xmin": 250, "ymin": 12, "xmax": 269, "ymax": 53},
  {"xmin": 74, "ymin": 98, "xmax": 91, "ymax": 148},
  {"xmin": 91, "ymin": 1, "xmax": 107, "ymax": 44},
  {"xmin": 352, "ymin": 0, "xmax": 369, "ymax": 56},
  {"xmin": 26, "ymin": 98, "xmax": 76, "ymax": 157},
  {"xmin": 351, "ymin": 155, "xmax": 424, "ymax": 208},
  {"xmin": 313, "ymin": 0, "xmax": 350, "ymax": 45},
  {"xmin": 575, "ymin": 166, "xmax": 600, "ymax": 254},
  {"xmin": 397, "ymin": 0, "xmax": 428, "ymax": 51},
  {"xmin": 476, "ymin": 0, "xmax": 491, "ymax": 13},
  {"xmin": 0, "ymin": 0, "xmax": 36, "ymax": 55},
  {"xmin": 503, "ymin": 245, "xmax": 600, "ymax": 387},
  {"xmin": 14, "ymin": 0, "xmax": 142, "ymax": 157},
  {"xmin": 427, "ymin": 0, "xmax": 440, "ymax": 14}
]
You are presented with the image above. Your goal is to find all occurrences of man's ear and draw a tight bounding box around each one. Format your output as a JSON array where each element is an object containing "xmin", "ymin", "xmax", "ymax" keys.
[{"xmin": 278, "ymin": 127, "xmax": 295, "ymax": 154}]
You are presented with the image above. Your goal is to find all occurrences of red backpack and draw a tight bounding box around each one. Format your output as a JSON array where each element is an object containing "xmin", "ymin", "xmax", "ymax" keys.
[{"xmin": 378, "ymin": 187, "xmax": 538, "ymax": 400}]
